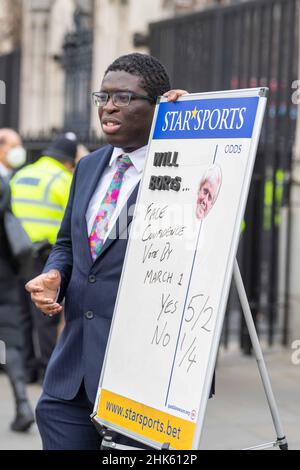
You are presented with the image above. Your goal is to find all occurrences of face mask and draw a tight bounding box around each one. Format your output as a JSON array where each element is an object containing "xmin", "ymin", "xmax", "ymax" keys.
[{"xmin": 5, "ymin": 146, "xmax": 27, "ymax": 168}]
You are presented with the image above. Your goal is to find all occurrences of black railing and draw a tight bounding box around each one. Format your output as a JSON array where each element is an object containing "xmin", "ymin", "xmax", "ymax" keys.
[
  {"xmin": 22, "ymin": 131, "xmax": 104, "ymax": 164},
  {"xmin": 61, "ymin": 9, "xmax": 93, "ymax": 136},
  {"xmin": 150, "ymin": 0, "xmax": 299, "ymax": 349},
  {"xmin": 0, "ymin": 49, "xmax": 20, "ymax": 129}
]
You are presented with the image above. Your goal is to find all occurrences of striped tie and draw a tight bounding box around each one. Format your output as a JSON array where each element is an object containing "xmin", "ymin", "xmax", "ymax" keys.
[{"xmin": 89, "ymin": 155, "xmax": 132, "ymax": 260}]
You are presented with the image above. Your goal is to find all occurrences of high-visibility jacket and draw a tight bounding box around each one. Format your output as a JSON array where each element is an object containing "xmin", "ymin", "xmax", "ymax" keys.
[
  {"xmin": 10, "ymin": 156, "xmax": 73, "ymax": 245},
  {"xmin": 263, "ymin": 168, "xmax": 285, "ymax": 231}
]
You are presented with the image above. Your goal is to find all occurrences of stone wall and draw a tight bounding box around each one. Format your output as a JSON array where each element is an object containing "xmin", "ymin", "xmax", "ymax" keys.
[
  {"xmin": 0, "ymin": 0, "xmax": 22, "ymax": 54},
  {"xmin": 16, "ymin": 0, "xmax": 216, "ymax": 135},
  {"xmin": 19, "ymin": 0, "xmax": 75, "ymax": 135}
]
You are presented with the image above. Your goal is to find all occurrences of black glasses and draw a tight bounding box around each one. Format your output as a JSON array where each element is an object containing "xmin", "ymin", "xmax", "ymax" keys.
[{"xmin": 92, "ymin": 91, "xmax": 155, "ymax": 108}]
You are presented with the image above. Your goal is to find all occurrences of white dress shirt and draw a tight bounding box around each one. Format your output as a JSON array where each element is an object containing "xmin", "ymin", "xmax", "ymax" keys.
[{"xmin": 86, "ymin": 146, "xmax": 147, "ymax": 241}]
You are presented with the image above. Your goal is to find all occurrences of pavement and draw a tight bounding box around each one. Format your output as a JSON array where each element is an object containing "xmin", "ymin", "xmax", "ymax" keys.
[{"xmin": 0, "ymin": 345, "xmax": 299, "ymax": 450}]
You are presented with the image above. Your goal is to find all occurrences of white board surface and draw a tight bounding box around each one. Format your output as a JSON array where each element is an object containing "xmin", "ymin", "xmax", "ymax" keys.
[{"xmin": 94, "ymin": 88, "xmax": 267, "ymax": 450}]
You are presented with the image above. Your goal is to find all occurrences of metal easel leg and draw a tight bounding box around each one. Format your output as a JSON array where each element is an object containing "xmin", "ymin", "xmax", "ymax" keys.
[
  {"xmin": 233, "ymin": 259, "xmax": 288, "ymax": 450},
  {"xmin": 90, "ymin": 411, "xmax": 168, "ymax": 450},
  {"xmin": 90, "ymin": 413, "xmax": 142, "ymax": 450}
]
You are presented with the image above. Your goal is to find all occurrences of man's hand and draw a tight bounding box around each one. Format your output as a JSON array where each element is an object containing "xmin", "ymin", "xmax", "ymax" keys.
[
  {"xmin": 25, "ymin": 269, "xmax": 63, "ymax": 316},
  {"xmin": 163, "ymin": 89, "xmax": 188, "ymax": 102}
]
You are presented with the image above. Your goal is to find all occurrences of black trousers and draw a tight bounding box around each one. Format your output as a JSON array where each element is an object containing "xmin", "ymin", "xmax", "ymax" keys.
[{"xmin": 36, "ymin": 382, "xmax": 150, "ymax": 450}]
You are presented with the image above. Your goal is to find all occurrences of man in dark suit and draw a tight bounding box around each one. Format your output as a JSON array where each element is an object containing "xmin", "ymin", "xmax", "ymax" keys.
[{"xmin": 26, "ymin": 53, "xmax": 186, "ymax": 450}]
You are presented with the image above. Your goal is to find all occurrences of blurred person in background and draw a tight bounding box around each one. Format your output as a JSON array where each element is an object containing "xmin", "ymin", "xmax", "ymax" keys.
[
  {"xmin": 10, "ymin": 132, "xmax": 79, "ymax": 384},
  {"xmin": 0, "ymin": 128, "xmax": 34, "ymax": 432},
  {"xmin": 0, "ymin": 128, "xmax": 26, "ymax": 180},
  {"xmin": 75, "ymin": 143, "xmax": 89, "ymax": 165}
]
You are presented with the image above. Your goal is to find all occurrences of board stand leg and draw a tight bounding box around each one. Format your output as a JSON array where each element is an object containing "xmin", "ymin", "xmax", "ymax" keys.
[
  {"xmin": 90, "ymin": 412, "xmax": 170, "ymax": 451},
  {"xmin": 233, "ymin": 259, "xmax": 288, "ymax": 450}
]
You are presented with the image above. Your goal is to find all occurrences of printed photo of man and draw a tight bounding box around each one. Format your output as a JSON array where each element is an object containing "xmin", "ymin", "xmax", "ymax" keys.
[{"xmin": 196, "ymin": 165, "xmax": 222, "ymax": 220}]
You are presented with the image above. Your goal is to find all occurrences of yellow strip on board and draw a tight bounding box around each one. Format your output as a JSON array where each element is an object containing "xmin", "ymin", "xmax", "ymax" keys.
[{"xmin": 97, "ymin": 389, "xmax": 196, "ymax": 450}]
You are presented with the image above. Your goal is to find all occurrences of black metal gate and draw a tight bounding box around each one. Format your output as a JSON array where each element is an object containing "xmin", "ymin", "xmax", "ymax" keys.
[
  {"xmin": 0, "ymin": 49, "xmax": 20, "ymax": 129},
  {"xmin": 23, "ymin": 7, "xmax": 98, "ymax": 163},
  {"xmin": 61, "ymin": 8, "xmax": 93, "ymax": 138},
  {"xmin": 150, "ymin": 0, "xmax": 299, "ymax": 349}
]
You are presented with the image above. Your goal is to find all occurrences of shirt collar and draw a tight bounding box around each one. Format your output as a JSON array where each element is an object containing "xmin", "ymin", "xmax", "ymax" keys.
[{"xmin": 109, "ymin": 146, "xmax": 148, "ymax": 174}]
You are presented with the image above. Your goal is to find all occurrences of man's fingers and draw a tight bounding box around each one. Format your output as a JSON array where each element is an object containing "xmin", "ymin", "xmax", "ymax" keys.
[
  {"xmin": 36, "ymin": 303, "xmax": 62, "ymax": 315},
  {"xmin": 25, "ymin": 283, "xmax": 43, "ymax": 294},
  {"xmin": 32, "ymin": 295, "xmax": 55, "ymax": 306},
  {"xmin": 46, "ymin": 270, "xmax": 59, "ymax": 281},
  {"xmin": 26, "ymin": 271, "xmax": 62, "ymax": 317},
  {"xmin": 163, "ymin": 89, "xmax": 188, "ymax": 102},
  {"xmin": 47, "ymin": 269, "xmax": 58, "ymax": 278},
  {"xmin": 25, "ymin": 270, "xmax": 61, "ymax": 295},
  {"xmin": 44, "ymin": 270, "xmax": 61, "ymax": 288},
  {"xmin": 48, "ymin": 305, "xmax": 63, "ymax": 315},
  {"xmin": 163, "ymin": 91, "xmax": 176, "ymax": 101}
]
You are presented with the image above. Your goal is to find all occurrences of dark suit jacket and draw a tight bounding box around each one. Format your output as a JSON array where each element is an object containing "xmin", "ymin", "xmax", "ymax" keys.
[{"xmin": 43, "ymin": 145, "xmax": 139, "ymax": 403}]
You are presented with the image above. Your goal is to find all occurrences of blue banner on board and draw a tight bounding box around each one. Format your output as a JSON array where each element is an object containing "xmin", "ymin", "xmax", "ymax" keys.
[{"xmin": 153, "ymin": 97, "xmax": 259, "ymax": 140}]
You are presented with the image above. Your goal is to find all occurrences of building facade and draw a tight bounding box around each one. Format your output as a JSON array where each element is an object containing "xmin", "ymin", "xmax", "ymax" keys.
[
  {"xmin": 2, "ymin": 0, "xmax": 298, "ymax": 346},
  {"xmin": 5, "ymin": 0, "xmax": 222, "ymax": 136}
]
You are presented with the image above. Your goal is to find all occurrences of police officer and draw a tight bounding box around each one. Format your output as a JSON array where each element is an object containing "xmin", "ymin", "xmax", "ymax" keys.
[
  {"xmin": 0, "ymin": 128, "xmax": 34, "ymax": 432},
  {"xmin": 10, "ymin": 133, "xmax": 79, "ymax": 383}
]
